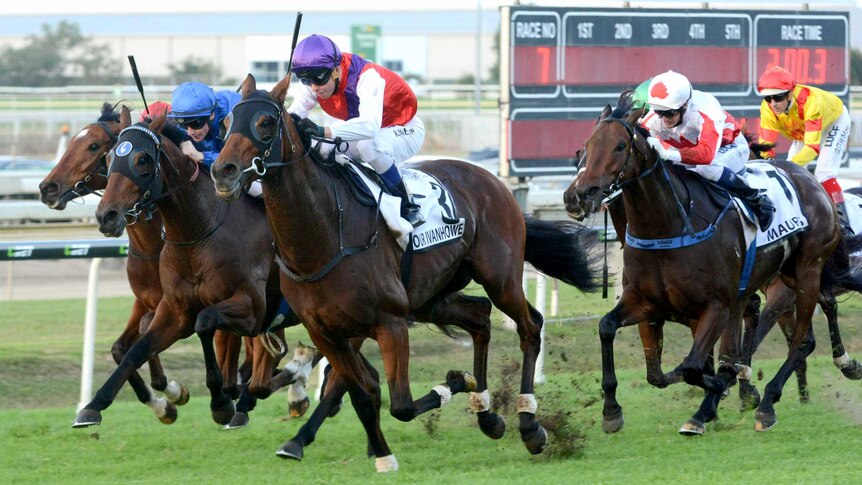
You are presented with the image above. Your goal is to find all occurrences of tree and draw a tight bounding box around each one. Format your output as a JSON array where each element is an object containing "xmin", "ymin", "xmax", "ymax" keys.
[
  {"xmin": 167, "ymin": 56, "xmax": 223, "ymax": 85},
  {"xmin": 0, "ymin": 21, "xmax": 119, "ymax": 86}
]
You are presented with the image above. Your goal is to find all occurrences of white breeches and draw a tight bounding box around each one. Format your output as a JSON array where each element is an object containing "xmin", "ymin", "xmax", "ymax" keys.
[
  {"xmin": 341, "ymin": 117, "xmax": 426, "ymax": 175},
  {"xmin": 787, "ymin": 106, "xmax": 851, "ymax": 183}
]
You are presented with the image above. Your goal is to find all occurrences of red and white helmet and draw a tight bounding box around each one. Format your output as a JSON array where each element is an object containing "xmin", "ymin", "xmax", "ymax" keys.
[
  {"xmin": 757, "ymin": 66, "xmax": 795, "ymax": 96},
  {"xmin": 647, "ymin": 71, "xmax": 692, "ymax": 111}
]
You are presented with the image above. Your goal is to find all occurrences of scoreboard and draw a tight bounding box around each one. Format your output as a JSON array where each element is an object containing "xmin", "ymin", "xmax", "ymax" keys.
[{"xmin": 500, "ymin": 7, "xmax": 850, "ymax": 177}]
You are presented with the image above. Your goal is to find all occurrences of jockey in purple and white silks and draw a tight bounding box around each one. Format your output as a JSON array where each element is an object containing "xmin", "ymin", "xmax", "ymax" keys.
[{"xmin": 287, "ymin": 34, "xmax": 426, "ymax": 228}]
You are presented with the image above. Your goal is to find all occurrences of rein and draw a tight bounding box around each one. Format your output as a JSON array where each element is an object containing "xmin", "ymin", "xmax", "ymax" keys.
[{"xmin": 234, "ymin": 96, "xmax": 380, "ymax": 283}]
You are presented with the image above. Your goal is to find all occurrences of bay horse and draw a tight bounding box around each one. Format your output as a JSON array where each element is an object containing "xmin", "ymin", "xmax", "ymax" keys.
[
  {"xmin": 39, "ymin": 103, "xmax": 190, "ymax": 423},
  {"xmin": 566, "ymin": 96, "xmax": 851, "ymax": 434},
  {"xmin": 210, "ymin": 74, "xmax": 600, "ymax": 471},
  {"xmin": 73, "ymin": 107, "xmax": 299, "ymax": 428}
]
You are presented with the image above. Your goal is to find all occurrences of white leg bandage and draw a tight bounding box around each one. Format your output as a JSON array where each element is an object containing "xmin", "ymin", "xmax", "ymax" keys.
[
  {"xmin": 469, "ymin": 390, "xmax": 491, "ymax": 413},
  {"xmin": 164, "ymin": 380, "xmax": 183, "ymax": 402},
  {"xmin": 834, "ymin": 352, "xmax": 852, "ymax": 369},
  {"xmin": 736, "ymin": 364, "xmax": 753, "ymax": 380},
  {"xmin": 375, "ymin": 454, "xmax": 399, "ymax": 473},
  {"xmin": 517, "ymin": 393, "xmax": 538, "ymax": 414},
  {"xmin": 433, "ymin": 384, "xmax": 452, "ymax": 407}
]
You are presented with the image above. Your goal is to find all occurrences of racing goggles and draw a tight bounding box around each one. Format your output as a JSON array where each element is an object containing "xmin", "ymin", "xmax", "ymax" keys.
[
  {"xmin": 175, "ymin": 116, "xmax": 210, "ymax": 130},
  {"xmin": 296, "ymin": 68, "xmax": 333, "ymax": 86},
  {"xmin": 763, "ymin": 92, "xmax": 789, "ymax": 103},
  {"xmin": 654, "ymin": 108, "xmax": 682, "ymax": 119}
]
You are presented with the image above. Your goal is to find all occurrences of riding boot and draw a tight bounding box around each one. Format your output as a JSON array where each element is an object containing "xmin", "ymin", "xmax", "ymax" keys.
[
  {"xmin": 394, "ymin": 180, "xmax": 425, "ymax": 228},
  {"xmin": 721, "ymin": 176, "xmax": 776, "ymax": 230},
  {"xmin": 835, "ymin": 202, "xmax": 854, "ymax": 235}
]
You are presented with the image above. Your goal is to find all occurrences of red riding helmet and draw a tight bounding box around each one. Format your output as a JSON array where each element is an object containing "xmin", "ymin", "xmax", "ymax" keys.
[
  {"xmin": 139, "ymin": 101, "xmax": 172, "ymax": 122},
  {"xmin": 758, "ymin": 66, "xmax": 795, "ymax": 96}
]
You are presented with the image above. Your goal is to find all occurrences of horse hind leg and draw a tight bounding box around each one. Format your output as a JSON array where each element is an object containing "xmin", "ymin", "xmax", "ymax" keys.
[
  {"xmin": 820, "ymin": 291, "xmax": 862, "ymax": 380},
  {"xmin": 418, "ymin": 291, "xmax": 505, "ymax": 440},
  {"xmin": 137, "ymin": 309, "xmax": 190, "ymax": 407}
]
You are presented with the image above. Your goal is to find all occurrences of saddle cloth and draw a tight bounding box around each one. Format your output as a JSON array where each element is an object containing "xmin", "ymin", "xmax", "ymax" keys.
[
  {"xmin": 845, "ymin": 192, "xmax": 862, "ymax": 236},
  {"xmin": 345, "ymin": 159, "xmax": 465, "ymax": 252},
  {"xmin": 736, "ymin": 162, "xmax": 809, "ymax": 248}
]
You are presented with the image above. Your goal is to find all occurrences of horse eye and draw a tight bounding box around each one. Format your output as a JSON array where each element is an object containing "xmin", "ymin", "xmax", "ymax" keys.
[
  {"xmin": 88, "ymin": 143, "xmax": 100, "ymax": 152},
  {"xmin": 615, "ymin": 142, "xmax": 626, "ymax": 152},
  {"xmin": 134, "ymin": 154, "xmax": 153, "ymax": 175}
]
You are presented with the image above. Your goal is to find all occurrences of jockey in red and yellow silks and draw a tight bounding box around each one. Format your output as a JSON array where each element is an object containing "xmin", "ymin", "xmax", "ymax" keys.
[{"xmin": 757, "ymin": 65, "xmax": 853, "ymax": 232}]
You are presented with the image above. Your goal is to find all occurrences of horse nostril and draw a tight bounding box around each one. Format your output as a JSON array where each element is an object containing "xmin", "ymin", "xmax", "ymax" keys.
[{"xmin": 40, "ymin": 182, "xmax": 58, "ymax": 196}]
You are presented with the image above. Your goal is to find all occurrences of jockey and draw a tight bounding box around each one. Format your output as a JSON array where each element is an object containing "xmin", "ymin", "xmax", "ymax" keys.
[
  {"xmin": 642, "ymin": 70, "xmax": 775, "ymax": 230},
  {"xmin": 138, "ymin": 101, "xmax": 171, "ymax": 122},
  {"xmin": 286, "ymin": 34, "xmax": 426, "ymax": 228},
  {"xmin": 167, "ymin": 81, "xmax": 241, "ymax": 170},
  {"xmin": 757, "ymin": 65, "xmax": 853, "ymax": 233}
]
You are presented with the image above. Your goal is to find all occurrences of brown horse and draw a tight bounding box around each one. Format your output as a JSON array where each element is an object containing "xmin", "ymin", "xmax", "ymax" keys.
[
  {"xmin": 210, "ymin": 74, "xmax": 600, "ymax": 471},
  {"xmin": 73, "ymin": 107, "xmax": 294, "ymax": 428},
  {"xmin": 39, "ymin": 103, "xmax": 190, "ymax": 423},
  {"xmin": 565, "ymin": 95, "xmax": 851, "ymax": 434}
]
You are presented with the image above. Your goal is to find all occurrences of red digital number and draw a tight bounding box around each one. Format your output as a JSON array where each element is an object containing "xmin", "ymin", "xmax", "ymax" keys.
[
  {"xmin": 766, "ymin": 47, "xmax": 827, "ymax": 85},
  {"xmin": 536, "ymin": 46, "xmax": 551, "ymax": 84}
]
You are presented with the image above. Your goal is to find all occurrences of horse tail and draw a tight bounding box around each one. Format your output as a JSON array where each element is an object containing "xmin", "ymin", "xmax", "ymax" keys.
[
  {"xmin": 823, "ymin": 233, "xmax": 862, "ymax": 293},
  {"xmin": 523, "ymin": 215, "xmax": 602, "ymax": 292}
]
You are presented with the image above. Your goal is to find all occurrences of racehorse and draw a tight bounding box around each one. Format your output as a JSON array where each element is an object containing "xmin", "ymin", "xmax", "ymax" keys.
[
  {"xmin": 39, "ymin": 103, "xmax": 190, "ymax": 423},
  {"xmin": 209, "ymin": 73, "xmax": 601, "ymax": 471},
  {"xmin": 565, "ymin": 95, "xmax": 852, "ymax": 434},
  {"xmin": 73, "ymin": 107, "xmax": 298, "ymax": 428}
]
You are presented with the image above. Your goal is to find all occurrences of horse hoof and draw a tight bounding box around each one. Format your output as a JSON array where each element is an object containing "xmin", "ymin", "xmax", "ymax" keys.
[
  {"xmin": 739, "ymin": 387, "xmax": 761, "ymax": 411},
  {"xmin": 224, "ymin": 411, "xmax": 249, "ymax": 430},
  {"xmin": 678, "ymin": 419, "xmax": 705, "ymax": 436},
  {"xmin": 477, "ymin": 410, "xmax": 506, "ymax": 440},
  {"xmin": 288, "ymin": 397, "xmax": 310, "ymax": 418},
  {"xmin": 170, "ymin": 383, "xmax": 190, "ymax": 406},
  {"xmin": 755, "ymin": 411, "xmax": 778, "ymax": 432},
  {"xmin": 276, "ymin": 441, "xmax": 303, "ymax": 461},
  {"xmin": 72, "ymin": 409, "xmax": 102, "ymax": 428},
  {"xmin": 602, "ymin": 411, "xmax": 624, "ymax": 434},
  {"xmin": 211, "ymin": 400, "xmax": 235, "ymax": 425},
  {"xmin": 522, "ymin": 424, "xmax": 547, "ymax": 455},
  {"xmin": 840, "ymin": 361, "xmax": 862, "ymax": 380},
  {"xmin": 445, "ymin": 370, "xmax": 475, "ymax": 394},
  {"xmin": 158, "ymin": 402, "xmax": 178, "ymax": 425}
]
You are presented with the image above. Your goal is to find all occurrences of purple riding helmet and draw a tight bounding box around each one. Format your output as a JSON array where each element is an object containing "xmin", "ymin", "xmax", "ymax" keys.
[{"xmin": 291, "ymin": 34, "xmax": 342, "ymax": 72}]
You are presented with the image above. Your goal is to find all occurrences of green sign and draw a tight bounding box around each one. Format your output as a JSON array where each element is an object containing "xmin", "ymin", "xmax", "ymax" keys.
[{"xmin": 351, "ymin": 25, "xmax": 381, "ymax": 63}]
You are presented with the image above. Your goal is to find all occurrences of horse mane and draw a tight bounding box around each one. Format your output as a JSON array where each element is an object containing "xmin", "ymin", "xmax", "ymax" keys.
[
  {"xmin": 612, "ymin": 90, "xmax": 636, "ymax": 119},
  {"xmin": 97, "ymin": 102, "xmax": 124, "ymax": 123}
]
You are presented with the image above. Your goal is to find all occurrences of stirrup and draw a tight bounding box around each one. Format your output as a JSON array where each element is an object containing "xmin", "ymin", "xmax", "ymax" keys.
[{"xmin": 404, "ymin": 207, "xmax": 425, "ymax": 228}]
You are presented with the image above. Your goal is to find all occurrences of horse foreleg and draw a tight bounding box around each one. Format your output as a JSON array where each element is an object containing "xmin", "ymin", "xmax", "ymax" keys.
[
  {"xmin": 756, "ymin": 273, "xmax": 820, "ymax": 432},
  {"xmin": 638, "ymin": 320, "xmax": 683, "ymax": 388},
  {"xmin": 737, "ymin": 294, "xmax": 761, "ymax": 410},
  {"xmin": 74, "ymin": 308, "xmax": 186, "ymax": 428},
  {"xmin": 214, "ymin": 331, "xmax": 243, "ymax": 400},
  {"xmin": 820, "ymin": 291, "xmax": 862, "ymax": 380}
]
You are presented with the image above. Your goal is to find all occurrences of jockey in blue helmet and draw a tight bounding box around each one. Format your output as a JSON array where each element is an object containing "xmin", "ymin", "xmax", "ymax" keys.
[
  {"xmin": 168, "ymin": 81, "xmax": 241, "ymax": 169},
  {"xmin": 287, "ymin": 34, "xmax": 426, "ymax": 228}
]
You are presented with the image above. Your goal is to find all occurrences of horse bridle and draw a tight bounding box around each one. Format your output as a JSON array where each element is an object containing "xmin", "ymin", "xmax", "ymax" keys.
[{"xmin": 63, "ymin": 121, "xmax": 116, "ymax": 201}]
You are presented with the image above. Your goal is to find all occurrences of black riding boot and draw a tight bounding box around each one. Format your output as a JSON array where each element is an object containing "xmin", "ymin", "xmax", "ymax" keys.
[
  {"xmin": 720, "ymin": 176, "xmax": 776, "ymax": 230},
  {"xmin": 835, "ymin": 202, "xmax": 854, "ymax": 235},
  {"xmin": 394, "ymin": 181, "xmax": 425, "ymax": 228}
]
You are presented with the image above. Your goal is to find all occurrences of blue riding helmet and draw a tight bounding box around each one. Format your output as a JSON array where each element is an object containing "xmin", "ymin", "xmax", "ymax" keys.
[
  {"xmin": 291, "ymin": 34, "xmax": 342, "ymax": 72},
  {"xmin": 168, "ymin": 82, "xmax": 216, "ymax": 119}
]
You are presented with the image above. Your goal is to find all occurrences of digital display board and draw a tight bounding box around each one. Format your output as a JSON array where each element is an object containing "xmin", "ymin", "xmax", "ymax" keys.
[{"xmin": 501, "ymin": 7, "xmax": 850, "ymax": 178}]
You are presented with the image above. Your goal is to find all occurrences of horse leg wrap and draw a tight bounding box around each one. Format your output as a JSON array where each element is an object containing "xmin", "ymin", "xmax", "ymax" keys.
[
  {"xmin": 287, "ymin": 381, "xmax": 308, "ymax": 404},
  {"xmin": 834, "ymin": 352, "xmax": 852, "ymax": 369},
  {"xmin": 469, "ymin": 390, "xmax": 491, "ymax": 413},
  {"xmin": 433, "ymin": 384, "xmax": 453, "ymax": 407},
  {"xmin": 375, "ymin": 454, "xmax": 399, "ymax": 473},
  {"xmin": 735, "ymin": 364, "xmax": 752, "ymax": 381},
  {"xmin": 164, "ymin": 380, "xmax": 183, "ymax": 402},
  {"xmin": 517, "ymin": 394, "xmax": 538, "ymax": 414}
]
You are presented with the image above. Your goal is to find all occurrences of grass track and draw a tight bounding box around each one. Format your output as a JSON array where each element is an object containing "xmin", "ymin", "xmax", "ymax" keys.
[{"xmin": 2, "ymin": 287, "xmax": 862, "ymax": 483}]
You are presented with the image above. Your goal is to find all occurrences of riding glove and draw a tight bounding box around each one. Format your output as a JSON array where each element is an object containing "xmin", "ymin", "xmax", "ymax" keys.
[
  {"xmin": 162, "ymin": 121, "xmax": 193, "ymax": 146},
  {"xmin": 647, "ymin": 137, "xmax": 681, "ymax": 162},
  {"xmin": 298, "ymin": 118, "xmax": 325, "ymax": 138}
]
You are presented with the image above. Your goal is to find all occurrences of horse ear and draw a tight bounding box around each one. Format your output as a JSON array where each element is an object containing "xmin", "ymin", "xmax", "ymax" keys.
[
  {"xmin": 596, "ymin": 104, "xmax": 612, "ymax": 124},
  {"xmin": 240, "ymin": 73, "xmax": 257, "ymax": 97},
  {"xmin": 271, "ymin": 74, "xmax": 290, "ymax": 105},
  {"xmin": 119, "ymin": 105, "xmax": 131, "ymax": 129},
  {"xmin": 149, "ymin": 112, "xmax": 166, "ymax": 135}
]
